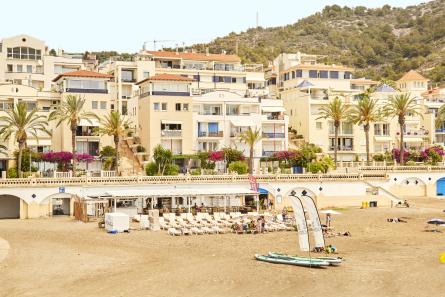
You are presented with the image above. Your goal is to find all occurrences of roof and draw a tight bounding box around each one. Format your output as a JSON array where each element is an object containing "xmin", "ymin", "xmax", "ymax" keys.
[
  {"xmin": 351, "ymin": 79, "xmax": 378, "ymax": 84},
  {"xmin": 375, "ymin": 84, "xmax": 396, "ymax": 93},
  {"xmin": 145, "ymin": 50, "xmax": 241, "ymax": 63},
  {"xmin": 135, "ymin": 73, "xmax": 194, "ymax": 85},
  {"xmin": 281, "ymin": 63, "xmax": 354, "ymax": 74},
  {"xmin": 397, "ymin": 70, "xmax": 428, "ymax": 82},
  {"xmin": 52, "ymin": 70, "xmax": 113, "ymax": 82}
]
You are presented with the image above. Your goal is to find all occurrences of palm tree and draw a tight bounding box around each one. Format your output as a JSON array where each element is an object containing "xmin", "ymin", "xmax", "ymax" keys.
[
  {"xmin": 239, "ymin": 127, "xmax": 262, "ymax": 174},
  {"xmin": 348, "ymin": 94, "xmax": 382, "ymax": 165},
  {"xmin": 436, "ymin": 104, "xmax": 445, "ymax": 130},
  {"xmin": 98, "ymin": 111, "xmax": 131, "ymax": 175},
  {"xmin": 0, "ymin": 102, "xmax": 51, "ymax": 177},
  {"xmin": 49, "ymin": 95, "xmax": 97, "ymax": 173},
  {"xmin": 317, "ymin": 96, "xmax": 351, "ymax": 166},
  {"xmin": 383, "ymin": 93, "xmax": 422, "ymax": 165}
]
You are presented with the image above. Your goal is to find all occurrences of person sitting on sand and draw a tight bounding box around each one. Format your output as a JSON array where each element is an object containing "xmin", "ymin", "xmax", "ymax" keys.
[{"xmin": 403, "ymin": 200, "xmax": 410, "ymax": 208}]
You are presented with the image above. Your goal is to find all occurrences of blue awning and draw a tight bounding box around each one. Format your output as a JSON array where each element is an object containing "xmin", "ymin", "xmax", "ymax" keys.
[{"xmin": 258, "ymin": 188, "xmax": 268, "ymax": 194}]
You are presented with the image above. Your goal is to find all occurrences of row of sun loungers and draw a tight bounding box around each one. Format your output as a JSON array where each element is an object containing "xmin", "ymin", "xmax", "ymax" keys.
[{"xmin": 161, "ymin": 212, "xmax": 293, "ymax": 236}]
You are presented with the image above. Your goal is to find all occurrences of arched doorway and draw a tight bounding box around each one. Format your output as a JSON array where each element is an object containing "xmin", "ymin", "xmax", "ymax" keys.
[
  {"xmin": 0, "ymin": 195, "xmax": 23, "ymax": 219},
  {"xmin": 437, "ymin": 177, "xmax": 445, "ymax": 196},
  {"xmin": 43, "ymin": 193, "xmax": 74, "ymax": 216}
]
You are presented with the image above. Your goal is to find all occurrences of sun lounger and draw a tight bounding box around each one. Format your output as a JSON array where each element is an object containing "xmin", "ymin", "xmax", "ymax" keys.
[
  {"xmin": 212, "ymin": 226, "xmax": 228, "ymax": 234},
  {"xmin": 201, "ymin": 226, "xmax": 215, "ymax": 234},
  {"xmin": 191, "ymin": 227, "xmax": 204, "ymax": 235},
  {"xmin": 168, "ymin": 228, "xmax": 182, "ymax": 236},
  {"xmin": 159, "ymin": 217, "xmax": 170, "ymax": 230},
  {"xmin": 181, "ymin": 228, "xmax": 192, "ymax": 235},
  {"xmin": 180, "ymin": 213, "xmax": 188, "ymax": 219}
]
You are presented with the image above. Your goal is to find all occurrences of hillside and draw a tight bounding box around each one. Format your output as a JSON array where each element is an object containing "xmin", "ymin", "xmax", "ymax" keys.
[{"xmin": 192, "ymin": 0, "xmax": 445, "ymax": 84}]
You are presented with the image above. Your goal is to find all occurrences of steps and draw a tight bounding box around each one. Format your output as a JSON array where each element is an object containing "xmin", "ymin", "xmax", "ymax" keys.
[{"xmin": 119, "ymin": 137, "xmax": 145, "ymax": 176}]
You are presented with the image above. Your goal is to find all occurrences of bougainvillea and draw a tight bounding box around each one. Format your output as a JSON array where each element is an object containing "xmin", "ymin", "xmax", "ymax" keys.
[
  {"xmin": 208, "ymin": 151, "xmax": 224, "ymax": 162},
  {"xmin": 74, "ymin": 153, "xmax": 95, "ymax": 162}
]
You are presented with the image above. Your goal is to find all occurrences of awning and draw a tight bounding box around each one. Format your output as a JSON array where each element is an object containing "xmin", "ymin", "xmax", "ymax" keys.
[
  {"xmin": 161, "ymin": 120, "xmax": 182, "ymax": 124},
  {"xmin": 27, "ymin": 139, "xmax": 52, "ymax": 146},
  {"xmin": 230, "ymin": 118, "xmax": 254, "ymax": 127},
  {"xmin": 261, "ymin": 106, "xmax": 285, "ymax": 113},
  {"xmin": 403, "ymin": 137, "xmax": 424, "ymax": 143},
  {"xmin": 374, "ymin": 136, "xmax": 392, "ymax": 142},
  {"xmin": 79, "ymin": 118, "xmax": 100, "ymax": 127},
  {"xmin": 105, "ymin": 187, "xmax": 258, "ymax": 198},
  {"xmin": 258, "ymin": 188, "xmax": 268, "ymax": 195}
]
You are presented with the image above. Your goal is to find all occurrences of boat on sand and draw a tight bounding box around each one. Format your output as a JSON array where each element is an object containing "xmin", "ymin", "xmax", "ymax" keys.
[
  {"xmin": 255, "ymin": 254, "xmax": 329, "ymax": 267},
  {"xmin": 268, "ymin": 251, "xmax": 342, "ymax": 266}
]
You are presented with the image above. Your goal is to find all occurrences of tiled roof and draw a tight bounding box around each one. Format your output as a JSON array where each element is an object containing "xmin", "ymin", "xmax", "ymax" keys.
[
  {"xmin": 145, "ymin": 50, "xmax": 241, "ymax": 63},
  {"xmin": 397, "ymin": 70, "xmax": 428, "ymax": 82},
  {"xmin": 52, "ymin": 70, "xmax": 113, "ymax": 82},
  {"xmin": 136, "ymin": 73, "xmax": 194, "ymax": 85}
]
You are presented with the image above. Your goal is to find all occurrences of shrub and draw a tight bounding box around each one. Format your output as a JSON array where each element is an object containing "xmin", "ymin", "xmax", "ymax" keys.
[
  {"xmin": 306, "ymin": 156, "xmax": 334, "ymax": 173},
  {"xmin": 190, "ymin": 168, "xmax": 201, "ymax": 175},
  {"xmin": 100, "ymin": 146, "xmax": 116, "ymax": 157},
  {"xmin": 7, "ymin": 167, "xmax": 18, "ymax": 178},
  {"xmin": 228, "ymin": 161, "xmax": 248, "ymax": 174},
  {"xmin": 164, "ymin": 164, "xmax": 179, "ymax": 176},
  {"xmin": 103, "ymin": 157, "xmax": 114, "ymax": 170},
  {"xmin": 405, "ymin": 160, "xmax": 416, "ymax": 166},
  {"xmin": 145, "ymin": 162, "xmax": 158, "ymax": 176},
  {"xmin": 136, "ymin": 145, "xmax": 146, "ymax": 153}
]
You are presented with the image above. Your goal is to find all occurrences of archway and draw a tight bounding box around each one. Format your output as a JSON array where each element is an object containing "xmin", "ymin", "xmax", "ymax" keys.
[
  {"xmin": 42, "ymin": 193, "xmax": 74, "ymax": 216},
  {"xmin": 0, "ymin": 195, "xmax": 23, "ymax": 219},
  {"xmin": 398, "ymin": 177, "xmax": 427, "ymax": 197},
  {"xmin": 437, "ymin": 177, "xmax": 445, "ymax": 196}
]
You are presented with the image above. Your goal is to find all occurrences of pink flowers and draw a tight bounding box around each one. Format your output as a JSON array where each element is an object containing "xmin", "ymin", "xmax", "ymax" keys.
[
  {"xmin": 41, "ymin": 151, "xmax": 95, "ymax": 163},
  {"xmin": 208, "ymin": 151, "xmax": 225, "ymax": 162},
  {"xmin": 272, "ymin": 150, "xmax": 297, "ymax": 161}
]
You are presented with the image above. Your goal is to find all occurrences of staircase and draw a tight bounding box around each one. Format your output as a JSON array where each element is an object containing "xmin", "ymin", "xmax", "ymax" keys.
[{"xmin": 119, "ymin": 137, "xmax": 146, "ymax": 176}]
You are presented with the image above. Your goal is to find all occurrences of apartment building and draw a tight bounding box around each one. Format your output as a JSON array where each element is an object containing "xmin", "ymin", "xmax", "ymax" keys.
[
  {"xmin": 52, "ymin": 70, "xmax": 115, "ymax": 170},
  {"xmin": 129, "ymin": 74, "xmax": 194, "ymax": 162},
  {"xmin": 0, "ymin": 35, "xmax": 85, "ymax": 91},
  {"xmin": 134, "ymin": 50, "xmax": 268, "ymax": 98},
  {"xmin": 279, "ymin": 51, "xmax": 435, "ymax": 161}
]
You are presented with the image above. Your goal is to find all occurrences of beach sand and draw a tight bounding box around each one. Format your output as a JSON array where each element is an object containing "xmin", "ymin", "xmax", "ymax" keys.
[{"xmin": 0, "ymin": 197, "xmax": 444, "ymax": 297}]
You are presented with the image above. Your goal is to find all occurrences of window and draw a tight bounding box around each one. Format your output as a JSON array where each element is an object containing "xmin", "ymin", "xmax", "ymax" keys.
[
  {"xmin": 161, "ymin": 103, "xmax": 167, "ymax": 111},
  {"xmin": 342, "ymin": 122, "xmax": 353, "ymax": 134},
  {"xmin": 309, "ymin": 70, "xmax": 317, "ymax": 78},
  {"xmin": 7, "ymin": 64, "xmax": 12, "ymax": 72},
  {"xmin": 175, "ymin": 103, "xmax": 181, "ymax": 111},
  {"xmin": 296, "ymin": 70, "xmax": 302, "ymax": 78},
  {"xmin": 26, "ymin": 65, "xmax": 32, "ymax": 73},
  {"xmin": 100, "ymin": 101, "xmax": 106, "ymax": 109},
  {"xmin": 121, "ymin": 70, "xmax": 134, "ymax": 82},
  {"xmin": 316, "ymin": 122, "xmax": 322, "ymax": 129},
  {"xmin": 92, "ymin": 101, "xmax": 98, "ymax": 109},
  {"xmin": 382, "ymin": 124, "xmax": 389, "ymax": 136},
  {"xmin": 17, "ymin": 65, "xmax": 23, "ymax": 72},
  {"xmin": 36, "ymin": 65, "xmax": 42, "ymax": 74},
  {"xmin": 291, "ymin": 71, "xmax": 295, "ymax": 79},
  {"xmin": 319, "ymin": 71, "xmax": 328, "ymax": 78},
  {"xmin": 329, "ymin": 71, "xmax": 339, "ymax": 79},
  {"xmin": 153, "ymin": 103, "xmax": 160, "ymax": 111},
  {"xmin": 183, "ymin": 103, "xmax": 189, "ymax": 111},
  {"xmin": 7, "ymin": 47, "xmax": 41, "ymax": 60},
  {"xmin": 344, "ymin": 72, "xmax": 352, "ymax": 79},
  {"xmin": 111, "ymin": 104, "xmax": 115, "ymax": 110},
  {"xmin": 143, "ymin": 71, "xmax": 150, "ymax": 78}
]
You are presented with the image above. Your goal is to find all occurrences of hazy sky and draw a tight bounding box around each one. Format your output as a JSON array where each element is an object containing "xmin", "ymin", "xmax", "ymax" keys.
[{"xmin": 0, "ymin": 0, "xmax": 427, "ymax": 53}]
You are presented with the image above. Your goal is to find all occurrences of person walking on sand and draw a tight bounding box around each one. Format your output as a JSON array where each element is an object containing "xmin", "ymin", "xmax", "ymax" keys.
[{"xmin": 326, "ymin": 213, "xmax": 332, "ymax": 227}]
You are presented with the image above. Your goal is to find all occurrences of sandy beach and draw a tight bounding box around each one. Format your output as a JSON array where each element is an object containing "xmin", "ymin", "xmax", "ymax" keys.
[{"xmin": 0, "ymin": 197, "xmax": 444, "ymax": 297}]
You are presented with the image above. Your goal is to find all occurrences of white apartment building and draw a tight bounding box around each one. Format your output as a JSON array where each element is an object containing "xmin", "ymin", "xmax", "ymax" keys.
[{"xmin": 0, "ymin": 35, "xmax": 85, "ymax": 91}]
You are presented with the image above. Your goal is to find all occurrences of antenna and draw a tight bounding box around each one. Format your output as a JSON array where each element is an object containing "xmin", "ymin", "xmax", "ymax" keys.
[{"xmin": 256, "ymin": 10, "xmax": 259, "ymax": 28}]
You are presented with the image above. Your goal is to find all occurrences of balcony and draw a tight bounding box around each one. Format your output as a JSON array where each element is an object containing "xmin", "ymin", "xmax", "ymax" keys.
[
  {"xmin": 397, "ymin": 130, "xmax": 429, "ymax": 137},
  {"xmin": 263, "ymin": 114, "xmax": 285, "ymax": 121},
  {"xmin": 262, "ymin": 132, "xmax": 285, "ymax": 139},
  {"xmin": 329, "ymin": 146, "xmax": 354, "ymax": 151},
  {"xmin": 435, "ymin": 128, "xmax": 445, "ymax": 133},
  {"xmin": 161, "ymin": 130, "xmax": 182, "ymax": 137},
  {"xmin": 65, "ymin": 88, "xmax": 108, "ymax": 94},
  {"xmin": 198, "ymin": 131, "xmax": 223, "ymax": 138},
  {"xmin": 262, "ymin": 151, "xmax": 275, "ymax": 157}
]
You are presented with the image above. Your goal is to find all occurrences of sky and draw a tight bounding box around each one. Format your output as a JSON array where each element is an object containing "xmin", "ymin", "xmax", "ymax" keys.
[{"xmin": 0, "ymin": 0, "xmax": 428, "ymax": 53}]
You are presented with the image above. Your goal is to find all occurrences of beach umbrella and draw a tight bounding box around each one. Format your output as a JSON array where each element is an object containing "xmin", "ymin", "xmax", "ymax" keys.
[
  {"xmin": 427, "ymin": 218, "xmax": 445, "ymax": 225},
  {"xmin": 320, "ymin": 210, "xmax": 342, "ymax": 215}
]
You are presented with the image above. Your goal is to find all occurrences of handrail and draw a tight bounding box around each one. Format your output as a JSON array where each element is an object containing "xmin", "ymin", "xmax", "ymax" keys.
[
  {"xmin": 359, "ymin": 165, "xmax": 445, "ymax": 172},
  {"xmin": 0, "ymin": 172, "xmax": 388, "ymax": 188},
  {"xmin": 363, "ymin": 181, "xmax": 402, "ymax": 203}
]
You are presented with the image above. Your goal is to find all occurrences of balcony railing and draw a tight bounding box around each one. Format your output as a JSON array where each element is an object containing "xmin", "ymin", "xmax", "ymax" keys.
[
  {"xmin": 396, "ymin": 130, "xmax": 429, "ymax": 136},
  {"xmin": 198, "ymin": 131, "xmax": 223, "ymax": 137},
  {"xmin": 161, "ymin": 130, "xmax": 182, "ymax": 137},
  {"xmin": 436, "ymin": 128, "xmax": 445, "ymax": 133},
  {"xmin": 264, "ymin": 114, "xmax": 285, "ymax": 120},
  {"xmin": 329, "ymin": 146, "xmax": 354, "ymax": 151},
  {"xmin": 262, "ymin": 132, "xmax": 285, "ymax": 138},
  {"xmin": 65, "ymin": 88, "xmax": 108, "ymax": 94}
]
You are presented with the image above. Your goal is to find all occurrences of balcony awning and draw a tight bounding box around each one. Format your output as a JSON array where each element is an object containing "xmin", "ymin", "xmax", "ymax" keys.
[
  {"xmin": 261, "ymin": 106, "xmax": 285, "ymax": 112},
  {"xmin": 27, "ymin": 139, "xmax": 52, "ymax": 146},
  {"xmin": 161, "ymin": 120, "xmax": 182, "ymax": 124},
  {"xmin": 374, "ymin": 136, "xmax": 392, "ymax": 142},
  {"xmin": 403, "ymin": 137, "xmax": 424, "ymax": 143},
  {"xmin": 230, "ymin": 118, "xmax": 254, "ymax": 127},
  {"xmin": 79, "ymin": 118, "xmax": 100, "ymax": 127}
]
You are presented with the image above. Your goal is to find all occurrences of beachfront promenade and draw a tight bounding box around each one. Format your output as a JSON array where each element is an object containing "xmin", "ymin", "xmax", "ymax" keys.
[{"xmin": 1, "ymin": 166, "xmax": 444, "ymax": 219}]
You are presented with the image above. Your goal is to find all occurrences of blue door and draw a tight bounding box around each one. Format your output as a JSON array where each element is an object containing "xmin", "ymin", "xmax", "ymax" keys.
[{"xmin": 437, "ymin": 177, "xmax": 445, "ymax": 196}]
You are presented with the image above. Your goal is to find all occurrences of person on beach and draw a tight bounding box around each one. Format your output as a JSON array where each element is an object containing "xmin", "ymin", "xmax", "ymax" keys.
[{"xmin": 326, "ymin": 213, "xmax": 332, "ymax": 227}]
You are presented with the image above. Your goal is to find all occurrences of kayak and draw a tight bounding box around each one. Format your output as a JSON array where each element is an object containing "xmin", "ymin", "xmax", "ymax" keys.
[
  {"xmin": 255, "ymin": 254, "xmax": 329, "ymax": 267},
  {"xmin": 268, "ymin": 251, "xmax": 342, "ymax": 266}
]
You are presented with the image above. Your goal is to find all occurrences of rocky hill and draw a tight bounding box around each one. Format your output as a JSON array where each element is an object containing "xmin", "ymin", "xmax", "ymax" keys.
[{"xmin": 191, "ymin": 0, "xmax": 445, "ymax": 84}]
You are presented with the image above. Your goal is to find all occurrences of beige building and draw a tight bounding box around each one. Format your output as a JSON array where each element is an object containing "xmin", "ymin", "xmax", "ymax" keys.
[
  {"xmin": 129, "ymin": 74, "xmax": 195, "ymax": 162},
  {"xmin": 279, "ymin": 52, "xmax": 435, "ymax": 161},
  {"xmin": 0, "ymin": 35, "xmax": 85, "ymax": 91}
]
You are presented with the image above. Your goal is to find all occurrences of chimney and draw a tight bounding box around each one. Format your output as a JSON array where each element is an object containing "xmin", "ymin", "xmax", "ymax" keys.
[{"xmin": 206, "ymin": 48, "xmax": 209, "ymax": 56}]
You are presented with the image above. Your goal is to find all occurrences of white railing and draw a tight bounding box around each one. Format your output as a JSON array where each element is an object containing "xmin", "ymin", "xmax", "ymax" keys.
[
  {"xmin": 358, "ymin": 165, "xmax": 445, "ymax": 172},
  {"xmin": 0, "ymin": 172, "xmax": 387, "ymax": 188},
  {"xmin": 54, "ymin": 171, "xmax": 72, "ymax": 178},
  {"xmin": 100, "ymin": 170, "xmax": 116, "ymax": 178}
]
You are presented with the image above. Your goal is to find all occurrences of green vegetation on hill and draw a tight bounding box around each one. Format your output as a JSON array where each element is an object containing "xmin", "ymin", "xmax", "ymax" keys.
[{"xmin": 192, "ymin": 0, "xmax": 445, "ymax": 84}]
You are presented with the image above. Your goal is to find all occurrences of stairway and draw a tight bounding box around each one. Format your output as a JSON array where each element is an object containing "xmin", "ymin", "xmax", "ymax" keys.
[{"xmin": 119, "ymin": 137, "xmax": 145, "ymax": 176}]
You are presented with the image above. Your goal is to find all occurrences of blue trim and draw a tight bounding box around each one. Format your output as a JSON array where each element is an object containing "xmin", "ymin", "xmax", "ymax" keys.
[{"xmin": 258, "ymin": 188, "xmax": 268, "ymax": 194}]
